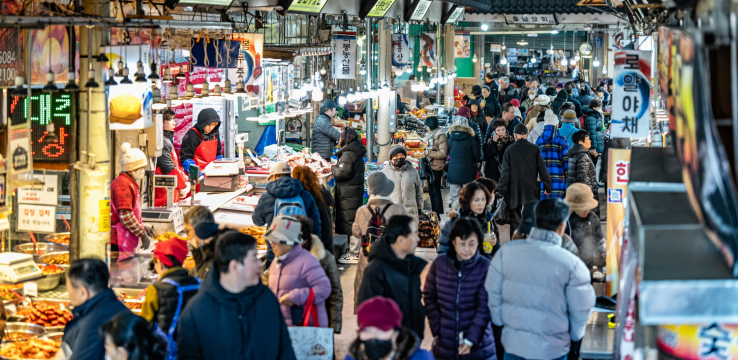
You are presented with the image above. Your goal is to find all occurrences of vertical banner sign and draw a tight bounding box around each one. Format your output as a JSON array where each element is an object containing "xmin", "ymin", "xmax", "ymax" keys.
[
  {"xmin": 455, "ymin": 33, "xmax": 471, "ymax": 58},
  {"xmin": 611, "ymin": 50, "xmax": 652, "ymax": 138},
  {"xmin": 232, "ymin": 33, "xmax": 264, "ymax": 98},
  {"xmin": 332, "ymin": 33, "xmax": 357, "ymax": 80},
  {"xmin": 0, "ymin": 28, "xmax": 20, "ymax": 87},
  {"xmin": 391, "ymin": 34, "xmax": 409, "ymax": 73},
  {"xmin": 419, "ymin": 32, "xmax": 436, "ymax": 67},
  {"xmin": 606, "ymin": 148, "xmax": 631, "ymax": 297}
]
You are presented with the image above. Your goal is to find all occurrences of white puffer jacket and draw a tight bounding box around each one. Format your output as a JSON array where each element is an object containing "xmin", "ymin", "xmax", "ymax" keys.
[
  {"xmin": 485, "ymin": 227, "xmax": 595, "ymax": 359},
  {"xmin": 381, "ymin": 164, "xmax": 423, "ymax": 222}
]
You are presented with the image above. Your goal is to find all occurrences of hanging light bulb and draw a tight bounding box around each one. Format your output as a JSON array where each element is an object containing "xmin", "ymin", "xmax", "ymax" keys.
[
  {"xmin": 359, "ymin": 63, "xmax": 367, "ymax": 75},
  {"xmin": 394, "ymin": 69, "xmax": 404, "ymax": 76},
  {"xmin": 550, "ymin": 29, "xmax": 559, "ymax": 34},
  {"xmin": 201, "ymin": 79, "xmax": 210, "ymax": 97},
  {"xmin": 169, "ymin": 83, "xmax": 178, "ymax": 100},
  {"xmin": 212, "ymin": 84, "xmax": 222, "ymax": 97},
  {"xmin": 602, "ymin": 66, "xmax": 607, "ymax": 74},
  {"xmin": 176, "ymin": 64, "xmax": 186, "ymax": 80},
  {"xmin": 481, "ymin": 24, "xmax": 489, "ymax": 31},
  {"xmin": 427, "ymin": 67, "xmax": 432, "ymax": 73},
  {"xmin": 135, "ymin": 61, "xmax": 147, "ymax": 83},
  {"xmin": 382, "ymin": 81, "xmax": 390, "ymax": 90},
  {"xmin": 117, "ymin": 57, "xmax": 125, "ymax": 76},
  {"xmin": 574, "ymin": 54, "xmax": 581, "ymax": 61},
  {"xmin": 312, "ymin": 88, "xmax": 323, "ymax": 102},
  {"xmin": 163, "ymin": 67, "xmax": 173, "ymax": 83},
  {"xmin": 531, "ymin": 57, "xmax": 537, "ymax": 64},
  {"xmin": 593, "ymin": 57, "xmax": 600, "ymax": 67},
  {"xmin": 417, "ymin": 64, "xmax": 423, "ymax": 72},
  {"xmin": 500, "ymin": 52, "xmax": 508, "ymax": 65},
  {"xmin": 547, "ymin": 44, "xmax": 554, "ymax": 55},
  {"xmin": 472, "ymin": 56, "xmax": 477, "ymax": 63},
  {"xmin": 338, "ymin": 92, "xmax": 347, "ymax": 106},
  {"xmin": 355, "ymin": 88, "xmax": 365, "ymax": 101},
  {"xmin": 406, "ymin": 66, "xmax": 412, "ymax": 74},
  {"xmin": 120, "ymin": 66, "xmax": 132, "ymax": 84},
  {"xmin": 224, "ymin": 79, "xmax": 232, "ymax": 93},
  {"xmin": 569, "ymin": 58, "xmax": 577, "ymax": 65},
  {"xmin": 186, "ymin": 83, "xmax": 195, "ymax": 99},
  {"xmin": 153, "ymin": 86, "xmax": 162, "ymax": 103},
  {"xmin": 561, "ymin": 57, "xmax": 568, "ymax": 66},
  {"xmin": 347, "ymin": 88, "xmax": 356, "ymax": 102},
  {"xmin": 105, "ymin": 68, "xmax": 118, "ymax": 86},
  {"xmin": 320, "ymin": 66, "xmax": 327, "ymax": 75}
]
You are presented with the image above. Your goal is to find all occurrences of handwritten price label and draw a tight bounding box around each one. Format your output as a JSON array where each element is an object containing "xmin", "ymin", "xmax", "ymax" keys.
[{"xmin": 17, "ymin": 204, "xmax": 56, "ymax": 233}]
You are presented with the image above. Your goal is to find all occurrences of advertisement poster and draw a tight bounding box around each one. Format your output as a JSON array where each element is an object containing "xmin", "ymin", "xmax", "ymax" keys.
[
  {"xmin": 332, "ymin": 32, "xmax": 356, "ymax": 80},
  {"xmin": 419, "ymin": 33, "xmax": 436, "ymax": 67},
  {"xmin": 658, "ymin": 27, "xmax": 674, "ymax": 130},
  {"xmin": 232, "ymin": 33, "xmax": 264, "ymax": 98},
  {"xmin": 391, "ymin": 34, "xmax": 410, "ymax": 73},
  {"xmin": 108, "ymin": 82, "xmax": 153, "ymax": 130},
  {"xmin": 31, "ymin": 25, "xmax": 78, "ymax": 85},
  {"xmin": 0, "ymin": 28, "xmax": 21, "ymax": 87},
  {"xmin": 606, "ymin": 148, "xmax": 631, "ymax": 296},
  {"xmin": 610, "ymin": 50, "xmax": 652, "ymax": 139},
  {"xmin": 455, "ymin": 33, "xmax": 470, "ymax": 58},
  {"xmin": 657, "ymin": 324, "xmax": 738, "ymax": 360}
]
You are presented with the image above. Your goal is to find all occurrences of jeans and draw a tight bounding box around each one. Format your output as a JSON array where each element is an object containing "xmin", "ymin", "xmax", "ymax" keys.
[
  {"xmin": 428, "ymin": 170, "xmax": 444, "ymax": 215},
  {"xmin": 504, "ymin": 352, "xmax": 566, "ymax": 360},
  {"xmin": 450, "ymin": 184, "xmax": 463, "ymax": 207}
]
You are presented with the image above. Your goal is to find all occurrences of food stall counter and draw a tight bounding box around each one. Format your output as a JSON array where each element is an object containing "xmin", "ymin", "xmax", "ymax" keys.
[{"xmin": 581, "ymin": 310, "xmax": 616, "ymax": 359}]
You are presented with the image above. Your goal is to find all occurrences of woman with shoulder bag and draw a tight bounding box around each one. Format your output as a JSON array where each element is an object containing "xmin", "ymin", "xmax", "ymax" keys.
[{"xmin": 424, "ymin": 116, "xmax": 448, "ymax": 215}]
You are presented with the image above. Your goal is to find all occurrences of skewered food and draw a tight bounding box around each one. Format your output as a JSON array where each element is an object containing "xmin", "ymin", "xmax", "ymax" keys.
[{"xmin": 0, "ymin": 338, "xmax": 61, "ymax": 359}]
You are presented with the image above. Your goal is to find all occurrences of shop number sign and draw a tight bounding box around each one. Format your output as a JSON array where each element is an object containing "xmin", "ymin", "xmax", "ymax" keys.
[
  {"xmin": 18, "ymin": 174, "xmax": 58, "ymax": 205},
  {"xmin": 18, "ymin": 204, "xmax": 56, "ymax": 234},
  {"xmin": 611, "ymin": 50, "xmax": 652, "ymax": 139},
  {"xmin": 410, "ymin": 0, "xmax": 432, "ymax": 21},
  {"xmin": 367, "ymin": 0, "xmax": 397, "ymax": 17},
  {"xmin": 287, "ymin": 0, "xmax": 329, "ymax": 13}
]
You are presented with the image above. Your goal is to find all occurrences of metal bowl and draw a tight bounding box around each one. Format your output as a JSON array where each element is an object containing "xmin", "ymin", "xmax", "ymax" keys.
[
  {"xmin": 14, "ymin": 243, "xmax": 69, "ymax": 263},
  {"xmin": 36, "ymin": 273, "xmax": 62, "ymax": 292},
  {"xmin": 43, "ymin": 232, "xmax": 70, "ymax": 245},
  {"xmin": 46, "ymin": 332, "xmax": 63, "ymax": 342},
  {"xmin": 36, "ymin": 252, "xmax": 70, "ymax": 268},
  {"xmin": 45, "ymin": 326, "xmax": 65, "ymax": 334},
  {"xmin": 3, "ymin": 322, "xmax": 46, "ymax": 342}
]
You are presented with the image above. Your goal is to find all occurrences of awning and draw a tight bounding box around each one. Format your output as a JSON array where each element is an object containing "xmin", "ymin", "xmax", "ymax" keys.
[
  {"xmin": 464, "ymin": 0, "xmax": 605, "ymax": 14},
  {"xmin": 440, "ymin": 0, "xmax": 492, "ymax": 11}
]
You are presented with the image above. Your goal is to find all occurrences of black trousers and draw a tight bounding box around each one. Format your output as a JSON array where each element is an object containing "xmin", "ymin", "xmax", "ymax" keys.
[
  {"xmin": 508, "ymin": 206, "xmax": 523, "ymax": 238},
  {"xmin": 428, "ymin": 169, "xmax": 445, "ymax": 215}
]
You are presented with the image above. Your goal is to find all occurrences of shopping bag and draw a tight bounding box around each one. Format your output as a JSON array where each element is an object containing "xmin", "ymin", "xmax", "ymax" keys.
[
  {"xmin": 493, "ymin": 196, "xmax": 510, "ymax": 225},
  {"xmin": 287, "ymin": 289, "xmax": 334, "ymax": 360},
  {"xmin": 418, "ymin": 157, "xmax": 434, "ymax": 183}
]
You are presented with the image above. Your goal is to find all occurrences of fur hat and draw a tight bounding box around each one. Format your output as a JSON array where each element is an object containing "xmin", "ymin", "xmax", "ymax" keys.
[
  {"xmin": 119, "ymin": 143, "xmax": 147, "ymax": 172},
  {"xmin": 367, "ymin": 172, "xmax": 395, "ymax": 197},
  {"xmin": 565, "ymin": 183, "xmax": 599, "ymax": 212},
  {"xmin": 537, "ymin": 95, "xmax": 551, "ymax": 106},
  {"xmin": 544, "ymin": 110, "xmax": 559, "ymax": 126}
]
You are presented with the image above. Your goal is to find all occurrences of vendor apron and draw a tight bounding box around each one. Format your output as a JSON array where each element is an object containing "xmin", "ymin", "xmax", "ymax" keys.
[
  {"xmin": 111, "ymin": 197, "xmax": 142, "ymax": 261},
  {"xmin": 192, "ymin": 129, "xmax": 217, "ymax": 170},
  {"xmin": 155, "ymin": 149, "xmax": 189, "ymax": 207}
]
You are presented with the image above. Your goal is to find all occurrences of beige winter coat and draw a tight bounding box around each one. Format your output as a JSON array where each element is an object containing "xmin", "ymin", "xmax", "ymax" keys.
[
  {"xmin": 426, "ymin": 129, "xmax": 448, "ymax": 172},
  {"xmin": 381, "ymin": 164, "xmax": 424, "ymax": 222},
  {"xmin": 352, "ymin": 197, "xmax": 409, "ymax": 239}
]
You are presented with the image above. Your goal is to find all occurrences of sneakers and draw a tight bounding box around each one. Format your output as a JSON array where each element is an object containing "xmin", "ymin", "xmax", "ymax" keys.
[{"xmin": 338, "ymin": 253, "xmax": 360, "ymax": 264}]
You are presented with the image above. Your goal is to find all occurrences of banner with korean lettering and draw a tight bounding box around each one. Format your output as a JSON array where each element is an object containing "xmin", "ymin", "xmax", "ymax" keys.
[
  {"xmin": 611, "ymin": 50, "xmax": 652, "ymax": 138},
  {"xmin": 332, "ymin": 33, "xmax": 356, "ymax": 80},
  {"xmin": 391, "ymin": 34, "xmax": 409, "ymax": 73},
  {"xmin": 606, "ymin": 148, "xmax": 630, "ymax": 297}
]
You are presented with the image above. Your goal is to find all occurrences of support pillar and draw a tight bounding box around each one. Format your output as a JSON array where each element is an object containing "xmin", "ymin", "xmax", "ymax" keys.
[
  {"xmin": 365, "ymin": 18, "xmax": 374, "ymax": 162},
  {"xmin": 72, "ymin": 0, "xmax": 111, "ymax": 260},
  {"xmin": 474, "ymin": 34, "xmax": 483, "ymax": 82},
  {"xmin": 444, "ymin": 25, "xmax": 455, "ymax": 107},
  {"xmin": 376, "ymin": 19, "xmax": 392, "ymax": 162}
]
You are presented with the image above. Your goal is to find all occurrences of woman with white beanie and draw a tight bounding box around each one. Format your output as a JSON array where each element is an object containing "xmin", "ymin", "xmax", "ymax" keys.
[
  {"xmin": 535, "ymin": 110, "xmax": 570, "ymax": 199},
  {"xmin": 111, "ymin": 143, "xmax": 154, "ymax": 257}
]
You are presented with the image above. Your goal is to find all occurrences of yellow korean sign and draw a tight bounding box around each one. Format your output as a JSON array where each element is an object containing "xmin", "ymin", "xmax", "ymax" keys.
[
  {"xmin": 606, "ymin": 148, "xmax": 631, "ymax": 297},
  {"xmin": 287, "ymin": 0, "xmax": 329, "ymax": 14}
]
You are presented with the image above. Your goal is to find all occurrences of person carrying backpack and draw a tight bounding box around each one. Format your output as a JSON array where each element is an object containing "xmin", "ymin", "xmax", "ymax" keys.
[
  {"xmin": 253, "ymin": 161, "xmax": 322, "ymax": 264},
  {"xmin": 351, "ymin": 172, "xmax": 407, "ymax": 313},
  {"xmin": 140, "ymin": 238, "xmax": 201, "ymax": 360}
]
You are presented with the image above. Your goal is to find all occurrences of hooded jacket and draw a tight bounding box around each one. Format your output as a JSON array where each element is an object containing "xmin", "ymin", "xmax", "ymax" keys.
[
  {"xmin": 346, "ymin": 327, "xmax": 434, "ymax": 360},
  {"xmin": 62, "ymin": 289, "xmax": 131, "ymax": 360},
  {"xmin": 583, "ymin": 107, "xmax": 605, "ymax": 154},
  {"xmin": 311, "ymin": 112, "xmax": 341, "ymax": 160},
  {"xmin": 481, "ymin": 93, "xmax": 501, "ymax": 119},
  {"xmin": 308, "ymin": 236, "xmax": 343, "ymax": 333},
  {"xmin": 447, "ymin": 124, "xmax": 481, "ymax": 185},
  {"xmin": 551, "ymin": 92, "xmax": 569, "ymax": 116},
  {"xmin": 567, "ymin": 143, "xmax": 598, "ymax": 195},
  {"xmin": 467, "ymin": 99, "xmax": 489, "ymax": 138},
  {"xmin": 536, "ymin": 126, "xmax": 569, "ymax": 199},
  {"xmin": 331, "ymin": 140, "xmax": 367, "ymax": 235},
  {"xmin": 176, "ymin": 266, "xmax": 296, "ymax": 360},
  {"xmin": 498, "ymin": 139, "xmax": 553, "ymax": 210},
  {"xmin": 253, "ymin": 177, "xmax": 322, "ymax": 236},
  {"xmin": 381, "ymin": 164, "xmax": 423, "ymax": 222},
  {"xmin": 558, "ymin": 122, "xmax": 579, "ymax": 148},
  {"xmin": 528, "ymin": 121, "xmax": 546, "ymax": 145},
  {"xmin": 267, "ymin": 244, "xmax": 331, "ymax": 328},
  {"xmin": 180, "ymin": 109, "xmax": 222, "ymax": 167},
  {"xmin": 357, "ymin": 238, "xmax": 428, "ymax": 339},
  {"xmin": 424, "ymin": 254, "xmax": 497, "ymax": 360},
  {"xmin": 485, "ymin": 228, "xmax": 595, "ymax": 360},
  {"xmin": 426, "ymin": 128, "xmax": 449, "ymax": 172}
]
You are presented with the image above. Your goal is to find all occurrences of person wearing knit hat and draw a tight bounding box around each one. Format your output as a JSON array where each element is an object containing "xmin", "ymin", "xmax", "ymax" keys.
[
  {"xmin": 346, "ymin": 296, "xmax": 433, "ymax": 360},
  {"xmin": 111, "ymin": 142, "xmax": 154, "ymax": 257},
  {"xmin": 559, "ymin": 110, "xmax": 580, "ymax": 148},
  {"xmin": 351, "ymin": 172, "xmax": 408, "ymax": 312},
  {"xmin": 536, "ymin": 109, "xmax": 570, "ymax": 200},
  {"xmin": 524, "ymin": 94, "xmax": 552, "ymax": 131},
  {"xmin": 140, "ymin": 237, "xmax": 201, "ymax": 349},
  {"xmin": 551, "ymin": 89, "xmax": 569, "ymax": 115},
  {"xmin": 382, "ymin": 145, "xmax": 423, "ymax": 222}
]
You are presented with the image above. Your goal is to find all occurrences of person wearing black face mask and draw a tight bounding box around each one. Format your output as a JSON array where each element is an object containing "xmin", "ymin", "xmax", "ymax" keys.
[
  {"xmin": 381, "ymin": 145, "xmax": 423, "ymax": 222},
  {"xmin": 346, "ymin": 296, "xmax": 433, "ymax": 360}
]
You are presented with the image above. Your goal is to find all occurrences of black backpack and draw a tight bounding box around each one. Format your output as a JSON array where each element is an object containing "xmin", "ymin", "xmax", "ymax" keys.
[{"xmin": 361, "ymin": 204, "xmax": 392, "ymax": 256}]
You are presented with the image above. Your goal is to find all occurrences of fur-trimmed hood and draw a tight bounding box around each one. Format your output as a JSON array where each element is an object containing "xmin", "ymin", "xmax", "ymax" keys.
[
  {"xmin": 309, "ymin": 235, "xmax": 326, "ymax": 261},
  {"xmin": 448, "ymin": 124, "xmax": 475, "ymax": 137}
]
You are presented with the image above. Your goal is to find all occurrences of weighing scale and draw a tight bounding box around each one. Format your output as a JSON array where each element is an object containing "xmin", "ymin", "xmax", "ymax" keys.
[
  {"xmin": 142, "ymin": 207, "xmax": 185, "ymax": 234},
  {"xmin": 201, "ymin": 158, "xmax": 241, "ymax": 192},
  {"xmin": 154, "ymin": 175, "xmax": 177, "ymax": 208},
  {"xmin": 0, "ymin": 253, "xmax": 42, "ymax": 283}
]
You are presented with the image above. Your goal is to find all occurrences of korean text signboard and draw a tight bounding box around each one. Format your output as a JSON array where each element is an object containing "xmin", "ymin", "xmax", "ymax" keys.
[
  {"xmin": 18, "ymin": 174, "xmax": 58, "ymax": 205},
  {"xmin": 606, "ymin": 148, "xmax": 631, "ymax": 297},
  {"xmin": 8, "ymin": 90, "xmax": 74, "ymax": 163},
  {"xmin": 392, "ymin": 34, "xmax": 410, "ymax": 73},
  {"xmin": 504, "ymin": 14, "xmax": 555, "ymax": 24},
  {"xmin": 367, "ymin": 0, "xmax": 397, "ymax": 17},
  {"xmin": 332, "ymin": 33, "xmax": 356, "ymax": 80},
  {"xmin": 287, "ymin": 0, "xmax": 329, "ymax": 13},
  {"xmin": 611, "ymin": 50, "xmax": 652, "ymax": 138},
  {"xmin": 409, "ymin": 0, "xmax": 432, "ymax": 21},
  {"xmin": 0, "ymin": 28, "xmax": 20, "ymax": 88},
  {"xmin": 18, "ymin": 203, "xmax": 56, "ymax": 234}
]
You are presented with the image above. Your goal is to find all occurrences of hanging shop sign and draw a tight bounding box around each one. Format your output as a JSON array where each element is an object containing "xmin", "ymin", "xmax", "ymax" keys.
[
  {"xmin": 391, "ymin": 34, "xmax": 410, "ymax": 73},
  {"xmin": 407, "ymin": 0, "xmax": 433, "ymax": 21},
  {"xmin": 606, "ymin": 148, "xmax": 630, "ymax": 297},
  {"xmin": 232, "ymin": 33, "xmax": 265, "ymax": 98},
  {"xmin": 419, "ymin": 33, "xmax": 436, "ymax": 67},
  {"xmin": 490, "ymin": 44, "xmax": 502, "ymax": 52},
  {"xmin": 31, "ymin": 25, "xmax": 78, "ymax": 85},
  {"xmin": 610, "ymin": 50, "xmax": 652, "ymax": 139},
  {"xmin": 332, "ymin": 33, "xmax": 357, "ymax": 80},
  {"xmin": 504, "ymin": 14, "xmax": 556, "ymax": 24},
  {"xmin": 108, "ymin": 81, "xmax": 153, "ymax": 130},
  {"xmin": 0, "ymin": 28, "xmax": 20, "ymax": 88},
  {"xmin": 7, "ymin": 90, "xmax": 74, "ymax": 163},
  {"xmin": 280, "ymin": 0, "xmax": 330, "ymax": 14},
  {"xmin": 18, "ymin": 203, "xmax": 56, "ymax": 234},
  {"xmin": 455, "ymin": 32, "xmax": 471, "ymax": 58},
  {"xmin": 18, "ymin": 174, "xmax": 58, "ymax": 205},
  {"xmin": 361, "ymin": 0, "xmax": 397, "ymax": 18},
  {"xmin": 442, "ymin": 5, "xmax": 464, "ymax": 24}
]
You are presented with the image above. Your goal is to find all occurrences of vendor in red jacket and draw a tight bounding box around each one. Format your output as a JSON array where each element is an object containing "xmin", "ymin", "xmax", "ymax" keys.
[
  {"xmin": 154, "ymin": 112, "xmax": 190, "ymax": 206},
  {"xmin": 180, "ymin": 108, "xmax": 221, "ymax": 175},
  {"xmin": 111, "ymin": 143, "xmax": 154, "ymax": 257}
]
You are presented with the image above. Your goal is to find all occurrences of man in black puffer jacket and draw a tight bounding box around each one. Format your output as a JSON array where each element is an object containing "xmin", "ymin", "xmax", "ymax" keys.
[
  {"xmin": 311, "ymin": 99, "xmax": 341, "ymax": 160},
  {"xmin": 177, "ymin": 232, "xmax": 296, "ymax": 360},
  {"xmin": 567, "ymin": 130, "xmax": 598, "ymax": 196},
  {"xmin": 466, "ymin": 98, "xmax": 488, "ymax": 140}
]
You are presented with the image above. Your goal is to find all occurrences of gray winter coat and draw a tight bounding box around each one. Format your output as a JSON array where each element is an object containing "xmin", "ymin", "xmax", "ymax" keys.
[
  {"xmin": 528, "ymin": 121, "xmax": 545, "ymax": 145},
  {"xmin": 311, "ymin": 113, "xmax": 341, "ymax": 160},
  {"xmin": 485, "ymin": 228, "xmax": 595, "ymax": 360},
  {"xmin": 381, "ymin": 164, "xmax": 423, "ymax": 222}
]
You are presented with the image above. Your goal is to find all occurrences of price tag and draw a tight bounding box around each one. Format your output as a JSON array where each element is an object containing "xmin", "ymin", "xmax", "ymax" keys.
[
  {"xmin": 17, "ymin": 204, "xmax": 56, "ymax": 233},
  {"xmin": 172, "ymin": 207, "xmax": 185, "ymax": 233},
  {"xmin": 0, "ymin": 214, "xmax": 10, "ymax": 231},
  {"xmin": 24, "ymin": 281, "xmax": 37, "ymax": 298},
  {"xmin": 18, "ymin": 174, "xmax": 59, "ymax": 205}
]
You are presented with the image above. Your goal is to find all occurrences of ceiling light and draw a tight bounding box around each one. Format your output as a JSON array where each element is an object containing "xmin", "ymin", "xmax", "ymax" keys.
[
  {"xmin": 569, "ymin": 58, "xmax": 577, "ymax": 65},
  {"xmin": 560, "ymin": 58, "xmax": 568, "ymax": 66},
  {"xmin": 500, "ymin": 57, "xmax": 507, "ymax": 65},
  {"xmin": 406, "ymin": 66, "xmax": 413, "ymax": 73},
  {"xmin": 105, "ymin": 68, "xmax": 117, "ymax": 86},
  {"xmin": 320, "ymin": 66, "xmax": 327, "ymax": 75},
  {"xmin": 603, "ymin": 67, "xmax": 607, "ymax": 74},
  {"xmin": 531, "ymin": 57, "xmax": 537, "ymax": 63},
  {"xmin": 472, "ymin": 56, "xmax": 477, "ymax": 63},
  {"xmin": 311, "ymin": 88, "xmax": 323, "ymax": 102},
  {"xmin": 517, "ymin": 40, "xmax": 528, "ymax": 45},
  {"xmin": 481, "ymin": 24, "xmax": 489, "ymax": 31},
  {"xmin": 550, "ymin": 29, "xmax": 559, "ymax": 34},
  {"xmin": 574, "ymin": 54, "xmax": 581, "ymax": 61},
  {"xmin": 65, "ymin": 72, "xmax": 80, "ymax": 91},
  {"xmin": 593, "ymin": 57, "xmax": 600, "ymax": 67},
  {"xmin": 338, "ymin": 92, "xmax": 347, "ymax": 106},
  {"xmin": 347, "ymin": 89, "xmax": 355, "ymax": 102},
  {"xmin": 395, "ymin": 69, "xmax": 404, "ymax": 76},
  {"xmin": 11, "ymin": 76, "xmax": 26, "ymax": 96}
]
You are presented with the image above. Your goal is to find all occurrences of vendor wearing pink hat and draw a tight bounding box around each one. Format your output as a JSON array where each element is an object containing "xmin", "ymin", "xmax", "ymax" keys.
[
  {"xmin": 346, "ymin": 296, "xmax": 433, "ymax": 360},
  {"xmin": 141, "ymin": 237, "xmax": 201, "ymax": 357}
]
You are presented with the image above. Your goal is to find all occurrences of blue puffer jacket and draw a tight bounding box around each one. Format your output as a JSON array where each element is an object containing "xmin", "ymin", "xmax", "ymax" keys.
[
  {"xmin": 424, "ymin": 253, "xmax": 497, "ymax": 360},
  {"xmin": 253, "ymin": 177, "xmax": 321, "ymax": 236},
  {"xmin": 583, "ymin": 107, "xmax": 605, "ymax": 154}
]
